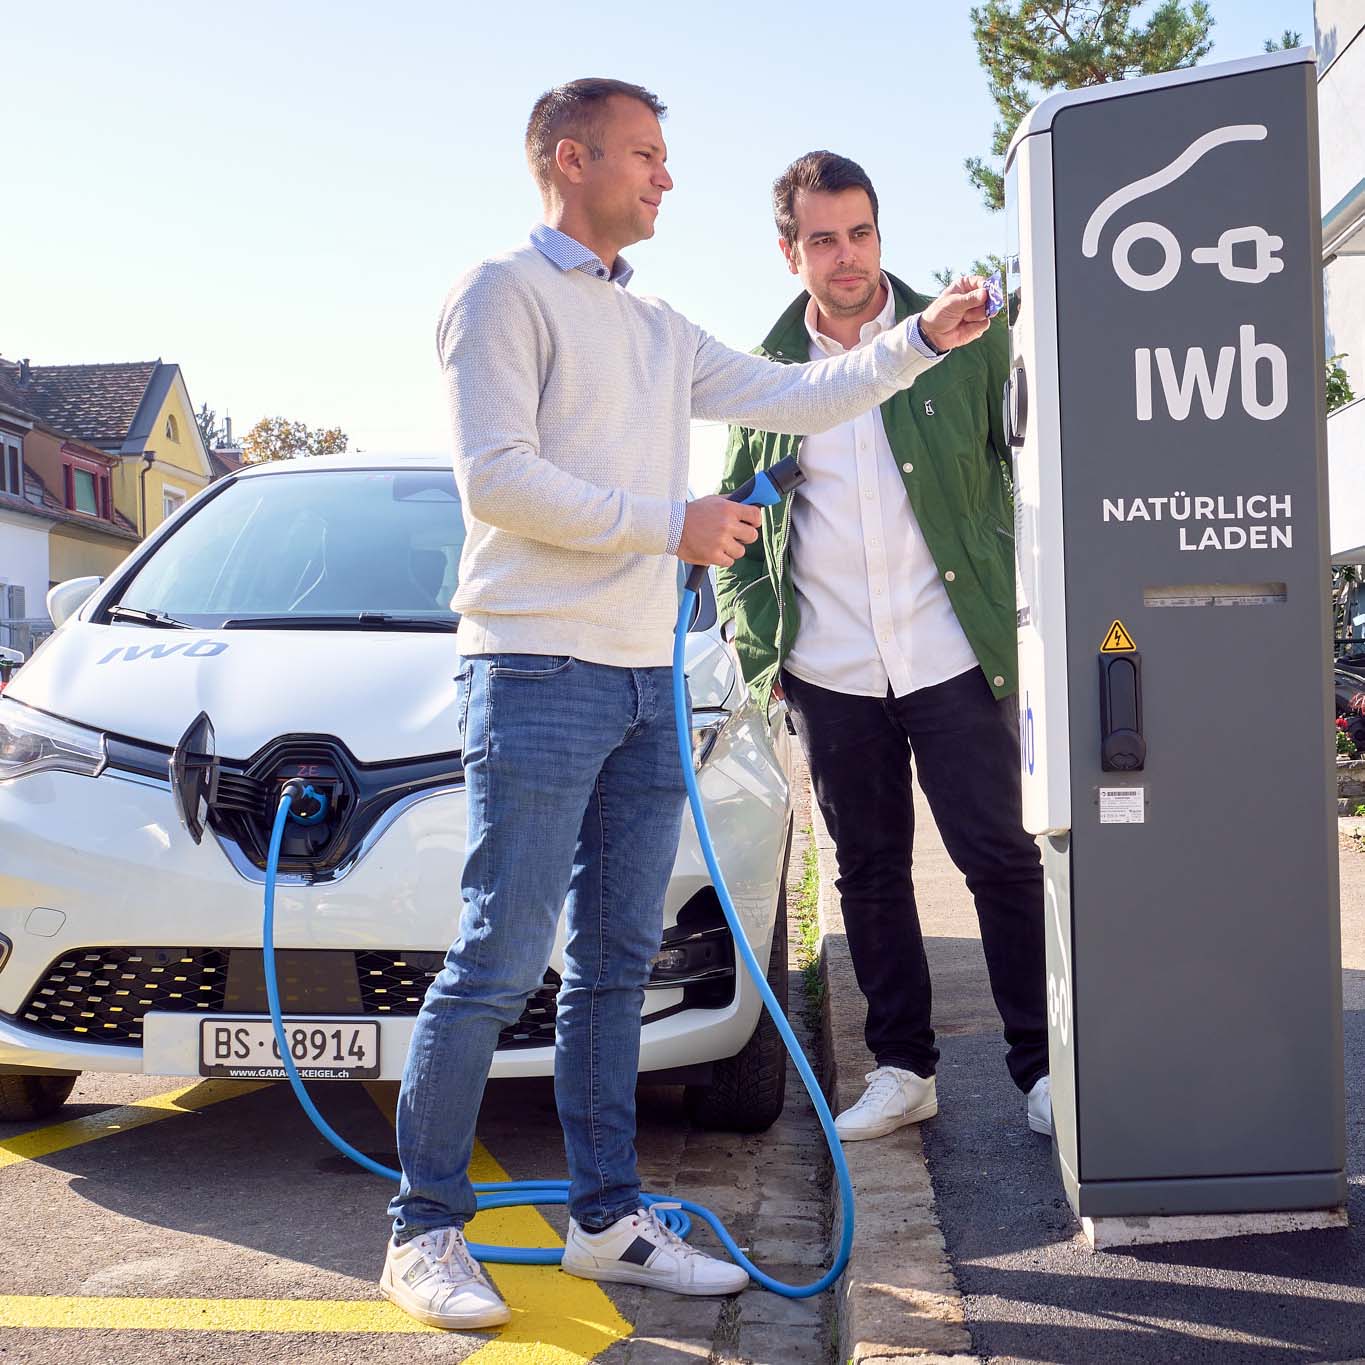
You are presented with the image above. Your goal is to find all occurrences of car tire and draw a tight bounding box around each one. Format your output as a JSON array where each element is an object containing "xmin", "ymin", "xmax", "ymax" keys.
[
  {"xmin": 0, "ymin": 1072, "xmax": 79, "ymax": 1122},
  {"xmin": 684, "ymin": 883, "xmax": 790, "ymax": 1134}
]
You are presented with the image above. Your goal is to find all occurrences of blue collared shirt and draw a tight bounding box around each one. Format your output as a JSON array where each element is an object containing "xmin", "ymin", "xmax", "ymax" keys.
[{"xmin": 529, "ymin": 223, "xmax": 634, "ymax": 288}]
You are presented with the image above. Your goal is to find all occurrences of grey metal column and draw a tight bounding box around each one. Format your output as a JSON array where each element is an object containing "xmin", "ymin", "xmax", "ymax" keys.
[{"xmin": 1008, "ymin": 49, "xmax": 1346, "ymax": 1219}]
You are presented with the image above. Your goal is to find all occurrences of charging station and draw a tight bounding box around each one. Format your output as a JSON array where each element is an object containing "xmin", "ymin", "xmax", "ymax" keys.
[{"xmin": 1005, "ymin": 48, "xmax": 1347, "ymax": 1229}]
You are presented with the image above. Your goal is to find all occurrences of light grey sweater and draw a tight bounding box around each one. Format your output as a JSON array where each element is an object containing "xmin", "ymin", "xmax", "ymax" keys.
[{"xmin": 441, "ymin": 241, "xmax": 941, "ymax": 667}]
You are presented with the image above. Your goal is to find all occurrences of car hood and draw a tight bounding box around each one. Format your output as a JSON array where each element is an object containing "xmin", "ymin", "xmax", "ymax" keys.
[{"xmin": 8, "ymin": 623, "xmax": 737, "ymax": 764}]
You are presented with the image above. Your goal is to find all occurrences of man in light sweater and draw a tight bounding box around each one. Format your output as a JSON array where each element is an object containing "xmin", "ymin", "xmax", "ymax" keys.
[
  {"xmin": 381, "ymin": 79, "xmax": 993, "ymax": 1331},
  {"xmin": 717, "ymin": 152, "xmax": 1049, "ymax": 1149}
]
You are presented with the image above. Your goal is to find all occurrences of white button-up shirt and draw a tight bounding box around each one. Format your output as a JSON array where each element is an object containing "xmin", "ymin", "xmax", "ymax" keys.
[{"xmin": 783, "ymin": 278, "xmax": 979, "ymax": 699}]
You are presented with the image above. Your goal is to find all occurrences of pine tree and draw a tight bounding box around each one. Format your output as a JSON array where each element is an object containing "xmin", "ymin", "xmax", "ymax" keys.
[{"xmin": 967, "ymin": 2, "xmax": 1215, "ymax": 211}]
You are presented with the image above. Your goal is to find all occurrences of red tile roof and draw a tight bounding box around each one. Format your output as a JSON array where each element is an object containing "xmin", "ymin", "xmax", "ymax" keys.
[{"xmin": 10, "ymin": 360, "xmax": 161, "ymax": 444}]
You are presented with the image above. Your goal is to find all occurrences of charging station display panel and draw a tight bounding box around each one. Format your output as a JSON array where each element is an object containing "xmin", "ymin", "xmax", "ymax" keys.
[{"xmin": 1048, "ymin": 56, "xmax": 1344, "ymax": 1201}]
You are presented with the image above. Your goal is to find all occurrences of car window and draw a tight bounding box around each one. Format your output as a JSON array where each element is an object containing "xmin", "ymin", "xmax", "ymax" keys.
[{"xmin": 113, "ymin": 469, "xmax": 466, "ymax": 626}]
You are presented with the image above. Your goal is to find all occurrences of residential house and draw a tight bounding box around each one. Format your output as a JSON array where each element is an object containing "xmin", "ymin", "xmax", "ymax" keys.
[
  {"xmin": 0, "ymin": 364, "xmax": 139, "ymax": 654},
  {"xmin": 2, "ymin": 357, "xmax": 215, "ymax": 541},
  {"xmin": 208, "ymin": 416, "xmax": 246, "ymax": 482}
]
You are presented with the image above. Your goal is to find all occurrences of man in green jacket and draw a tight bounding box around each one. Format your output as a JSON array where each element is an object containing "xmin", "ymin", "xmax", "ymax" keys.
[{"xmin": 718, "ymin": 151, "xmax": 1050, "ymax": 1141}]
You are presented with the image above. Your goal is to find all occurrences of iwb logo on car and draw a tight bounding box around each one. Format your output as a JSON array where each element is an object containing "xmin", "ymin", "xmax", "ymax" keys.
[{"xmin": 96, "ymin": 641, "xmax": 229, "ymax": 664}]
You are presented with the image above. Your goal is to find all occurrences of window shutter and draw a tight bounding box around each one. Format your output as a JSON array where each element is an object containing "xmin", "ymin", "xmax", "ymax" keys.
[{"xmin": 7, "ymin": 585, "xmax": 25, "ymax": 620}]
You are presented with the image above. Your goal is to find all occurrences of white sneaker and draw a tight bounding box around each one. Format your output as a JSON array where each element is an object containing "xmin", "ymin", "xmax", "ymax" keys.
[
  {"xmin": 1027, "ymin": 1074, "xmax": 1053, "ymax": 1136},
  {"xmin": 834, "ymin": 1065, "xmax": 938, "ymax": 1141},
  {"xmin": 380, "ymin": 1228, "xmax": 511, "ymax": 1330},
  {"xmin": 561, "ymin": 1204, "xmax": 748, "ymax": 1296}
]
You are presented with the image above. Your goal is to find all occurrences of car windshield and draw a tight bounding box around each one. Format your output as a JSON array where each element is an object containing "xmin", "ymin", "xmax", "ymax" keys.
[{"xmin": 111, "ymin": 468, "xmax": 466, "ymax": 628}]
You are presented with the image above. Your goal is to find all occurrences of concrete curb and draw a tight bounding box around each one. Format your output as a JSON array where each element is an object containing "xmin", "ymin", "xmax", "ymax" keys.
[{"xmin": 810, "ymin": 793, "xmax": 976, "ymax": 1365}]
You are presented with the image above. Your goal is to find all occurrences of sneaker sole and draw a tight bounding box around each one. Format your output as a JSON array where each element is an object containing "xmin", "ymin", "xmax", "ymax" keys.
[
  {"xmin": 560, "ymin": 1258, "xmax": 748, "ymax": 1296},
  {"xmin": 1027, "ymin": 1114, "xmax": 1053, "ymax": 1137},
  {"xmin": 836, "ymin": 1098, "xmax": 939, "ymax": 1141},
  {"xmin": 379, "ymin": 1268, "xmax": 511, "ymax": 1330}
]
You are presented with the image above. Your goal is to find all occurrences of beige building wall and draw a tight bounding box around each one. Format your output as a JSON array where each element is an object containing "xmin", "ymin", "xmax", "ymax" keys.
[{"xmin": 49, "ymin": 522, "xmax": 135, "ymax": 583}]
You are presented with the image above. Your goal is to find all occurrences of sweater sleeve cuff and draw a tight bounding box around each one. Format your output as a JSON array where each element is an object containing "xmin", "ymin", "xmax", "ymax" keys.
[
  {"xmin": 665, "ymin": 500, "xmax": 687, "ymax": 556},
  {"xmin": 907, "ymin": 314, "xmax": 946, "ymax": 358}
]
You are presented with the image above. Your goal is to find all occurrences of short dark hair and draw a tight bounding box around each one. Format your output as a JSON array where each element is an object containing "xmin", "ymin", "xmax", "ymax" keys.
[
  {"xmin": 525, "ymin": 78, "xmax": 667, "ymax": 194},
  {"xmin": 772, "ymin": 151, "xmax": 880, "ymax": 248}
]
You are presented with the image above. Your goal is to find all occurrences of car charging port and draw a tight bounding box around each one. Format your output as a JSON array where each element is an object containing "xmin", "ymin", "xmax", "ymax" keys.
[{"xmin": 274, "ymin": 766, "xmax": 341, "ymax": 862}]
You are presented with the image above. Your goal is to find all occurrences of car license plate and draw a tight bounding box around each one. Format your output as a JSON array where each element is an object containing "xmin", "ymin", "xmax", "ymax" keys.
[{"xmin": 199, "ymin": 1018, "xmax": 379, "ymax": 1080}]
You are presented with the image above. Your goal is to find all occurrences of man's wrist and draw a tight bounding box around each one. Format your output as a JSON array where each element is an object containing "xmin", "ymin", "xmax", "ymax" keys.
[{"xmin": 908, "ymin": 314, "xmax": 946, "ymax": 358}]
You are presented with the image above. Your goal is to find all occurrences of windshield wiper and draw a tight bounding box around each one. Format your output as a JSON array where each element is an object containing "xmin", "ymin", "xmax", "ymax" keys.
[
  {"xmin": 108, "ymin": 606, "xmax": 191, "ymax": 629},
  {"xmin": 221, "ymin": 613, "xmax": 460, "ymax": 632}
]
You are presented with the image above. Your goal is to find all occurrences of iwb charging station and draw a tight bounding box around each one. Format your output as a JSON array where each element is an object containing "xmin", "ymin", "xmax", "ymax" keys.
[{"xmin": 1005, "ymin": 48, "xmax": 1347, "ymax": 1240}]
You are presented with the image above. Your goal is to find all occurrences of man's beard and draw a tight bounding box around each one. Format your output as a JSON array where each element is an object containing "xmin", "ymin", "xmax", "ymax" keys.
[{"xmin": 818, "ymin": 274, "xmax": 879, "ymax": 317}]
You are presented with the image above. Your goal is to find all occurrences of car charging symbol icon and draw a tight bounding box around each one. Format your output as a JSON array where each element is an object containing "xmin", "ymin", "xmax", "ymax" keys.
[{"xmin": 1082, "ymin": 124, "xmax": 1285, "ymax": 292}]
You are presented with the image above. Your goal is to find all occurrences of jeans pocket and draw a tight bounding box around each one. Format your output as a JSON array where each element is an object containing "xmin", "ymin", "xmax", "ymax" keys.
[
  {"xmin": 487, "ymin": 654, "xmax": 576, "ymax": 679},
  {"xmin": 453, "ymin": 665, "xmax": 473, "ymax": 738}
]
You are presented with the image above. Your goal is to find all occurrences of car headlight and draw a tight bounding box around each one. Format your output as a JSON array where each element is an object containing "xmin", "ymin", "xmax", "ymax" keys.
[
  {"xmin": 691, "ymin": 708, "xmax": 729, "ymax": 769},
  {"xmin": 0, "ymin": 698, "xmax": 107, "ymax": 781}
]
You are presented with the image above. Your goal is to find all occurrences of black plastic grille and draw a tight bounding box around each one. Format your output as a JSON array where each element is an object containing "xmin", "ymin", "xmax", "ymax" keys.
[
  {"xmin": 14, "ymin": 947, "xmax": 561, "ymax": 1050},
  {"xmin": 356, "ymin": 951, "xmax": 561, "ymax": 1048},
  {"xmin": 17, "ymin": 947, "xmax": 229, "ymax": 1043}
]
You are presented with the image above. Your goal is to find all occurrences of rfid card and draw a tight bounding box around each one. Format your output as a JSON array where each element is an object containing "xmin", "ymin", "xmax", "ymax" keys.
[{"xmin": 985, "ymin": 270, "xmax": 1005, "ymax": 318}]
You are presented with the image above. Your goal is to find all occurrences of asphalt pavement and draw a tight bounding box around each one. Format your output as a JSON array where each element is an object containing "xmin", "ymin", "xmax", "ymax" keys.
[
  {"xmin": 0, "ymin": 821, "xmax": 835, "ymax": 1365},
  {"xmin": 909, "ymin": 790, "xmax": 1365, "ymax": 1365}
]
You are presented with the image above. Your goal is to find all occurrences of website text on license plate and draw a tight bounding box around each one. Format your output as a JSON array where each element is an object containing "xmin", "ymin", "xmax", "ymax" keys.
[{"xmin": 199, "ymin": 1017, "xmax": 380, "ymax": 1079}]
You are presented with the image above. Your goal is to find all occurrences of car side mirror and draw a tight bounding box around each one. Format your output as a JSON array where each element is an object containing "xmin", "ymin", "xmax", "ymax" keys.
[{"xmin": 46, "ymin": 576, "xmax": 103, "ymax": 629}]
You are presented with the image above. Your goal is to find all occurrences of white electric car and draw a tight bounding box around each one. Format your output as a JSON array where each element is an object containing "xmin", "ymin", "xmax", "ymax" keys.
[{"xmin": 0, "ymin": 454, "xmax": 793, "ymax": 1130}]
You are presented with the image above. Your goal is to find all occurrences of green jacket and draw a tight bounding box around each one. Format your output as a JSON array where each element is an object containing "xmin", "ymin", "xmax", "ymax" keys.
[{"xmin": 716, "ymin": 272, "xmax": 1016, "ymax": 710}]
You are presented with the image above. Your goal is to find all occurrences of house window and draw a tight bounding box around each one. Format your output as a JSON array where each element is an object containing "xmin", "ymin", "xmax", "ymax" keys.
[
  {"xmin": 60, "ymin": 449, "xmax": 111, "ymax": 519},
  {"xmin": 163, "ymin": 486, "xmax": 187, "ymax": 520},
  {"xmin": 0, "ymin": 438, "xmax": 20, "ymax": 496},
  {"xmin": 165, "ymin": 414, "xmax": 180, "ymax": 442},
  {"xmin": 73, "ymin": 468, "xmax": 99, "ymax": 515}
]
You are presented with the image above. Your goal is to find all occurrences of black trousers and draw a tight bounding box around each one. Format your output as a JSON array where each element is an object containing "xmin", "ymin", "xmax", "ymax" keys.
[{"xmin": 782, "ymin": 665, "xmax": 1048, "ymax": 1092}]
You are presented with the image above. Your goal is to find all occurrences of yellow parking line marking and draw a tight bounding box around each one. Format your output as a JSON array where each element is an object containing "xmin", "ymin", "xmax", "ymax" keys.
[
  {"xmin": 0, "ymin": 1079, "xmax": 268, "ymax": 1171},
  {"xmin": 0, "ymin": 1295, "xmax": 434, "ymax": 1333},
  {"xmin": 463, "ymin": 1142, "xmax": 632, "ymax": 1365},
  {"xmin": 362, "ymin": 1081, "xmax": 633, "ymax": 1363},
  {"xmin": 0, "ymin": 1082, "xmax": 629, "ymax": 1353}
]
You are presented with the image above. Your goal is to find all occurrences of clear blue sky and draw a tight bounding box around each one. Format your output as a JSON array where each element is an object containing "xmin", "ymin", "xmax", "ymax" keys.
[{"xmin": 7, "ymin": 0, "xmax": 1313, "ymax": 485}]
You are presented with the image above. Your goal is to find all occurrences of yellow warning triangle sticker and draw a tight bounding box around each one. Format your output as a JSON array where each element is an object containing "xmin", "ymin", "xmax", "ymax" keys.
[{"xmin": 1101, "ymin": 619, "xmax": 1137, "ymax": 653}]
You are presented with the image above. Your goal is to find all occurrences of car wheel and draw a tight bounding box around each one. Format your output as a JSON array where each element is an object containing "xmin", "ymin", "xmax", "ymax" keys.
[
  {"xmin": 684, "ymin": 886, "xmax": 790, "ymax": 1133},
  {"xmin": 0, "ymin": 1072, "xmax": 79, "ymax": 1122}
]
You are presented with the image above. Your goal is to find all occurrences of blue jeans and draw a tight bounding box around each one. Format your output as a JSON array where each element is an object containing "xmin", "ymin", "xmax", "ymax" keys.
[{"xmin": 388, "ymin": 654, "xmax": 687, "ymax": 1238}]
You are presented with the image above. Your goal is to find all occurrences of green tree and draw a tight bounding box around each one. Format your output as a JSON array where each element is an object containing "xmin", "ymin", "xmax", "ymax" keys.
[
  {"xmin": 933, "ymin": 253, "xmax": 1009, "ymax": 289},
  {"xmin": 194, "ymin": 402, "xmax": 224, "ymax": 450},
  {"xmin": 966, "ymin": 1, "xmax": 1215, "ymax": 211},
  {"xmin": 1328, "ymin": 355, "xmax": 1356, "ymax": 414},
  {"xmin": 1264, "ymin": 30, "xmax": 1303, "ymax": 51},
  {"xmin": 242, "ymin": 416, "xmax": 349, "ymax": 464}
]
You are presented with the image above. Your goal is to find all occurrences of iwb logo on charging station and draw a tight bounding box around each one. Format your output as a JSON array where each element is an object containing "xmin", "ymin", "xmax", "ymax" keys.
[
  {"xmin": 1057, "ymin": 86, "xmax": 1312, "ymax": 563},
  {"xmin": 1082, "ymin": 124, "xmax": 1288, "ymax": 425}
]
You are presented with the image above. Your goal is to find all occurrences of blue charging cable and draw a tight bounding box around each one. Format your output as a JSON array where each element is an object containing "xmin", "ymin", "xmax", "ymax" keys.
[{"xmin": 261, "ymin": 456, "xmax": 853, "ymax": 1298}]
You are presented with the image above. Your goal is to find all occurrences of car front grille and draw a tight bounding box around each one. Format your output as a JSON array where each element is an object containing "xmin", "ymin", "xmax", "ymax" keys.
[
  {"xmin": 15, "ymin": 947, "xmax": 230, "ymax": 1042},
  {"xmin": 13, "ymin": 947, "xmax": 559, "ymax": 1050}
]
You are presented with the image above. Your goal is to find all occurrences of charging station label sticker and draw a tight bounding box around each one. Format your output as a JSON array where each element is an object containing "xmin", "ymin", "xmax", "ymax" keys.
[
  {"xmin": 1099, "ymin": 787, "xmax": 1145, "ymax": 824},
  {"xmin": 1100, "ymin": 619, "xmax": 1137, "ymax": 652}
]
